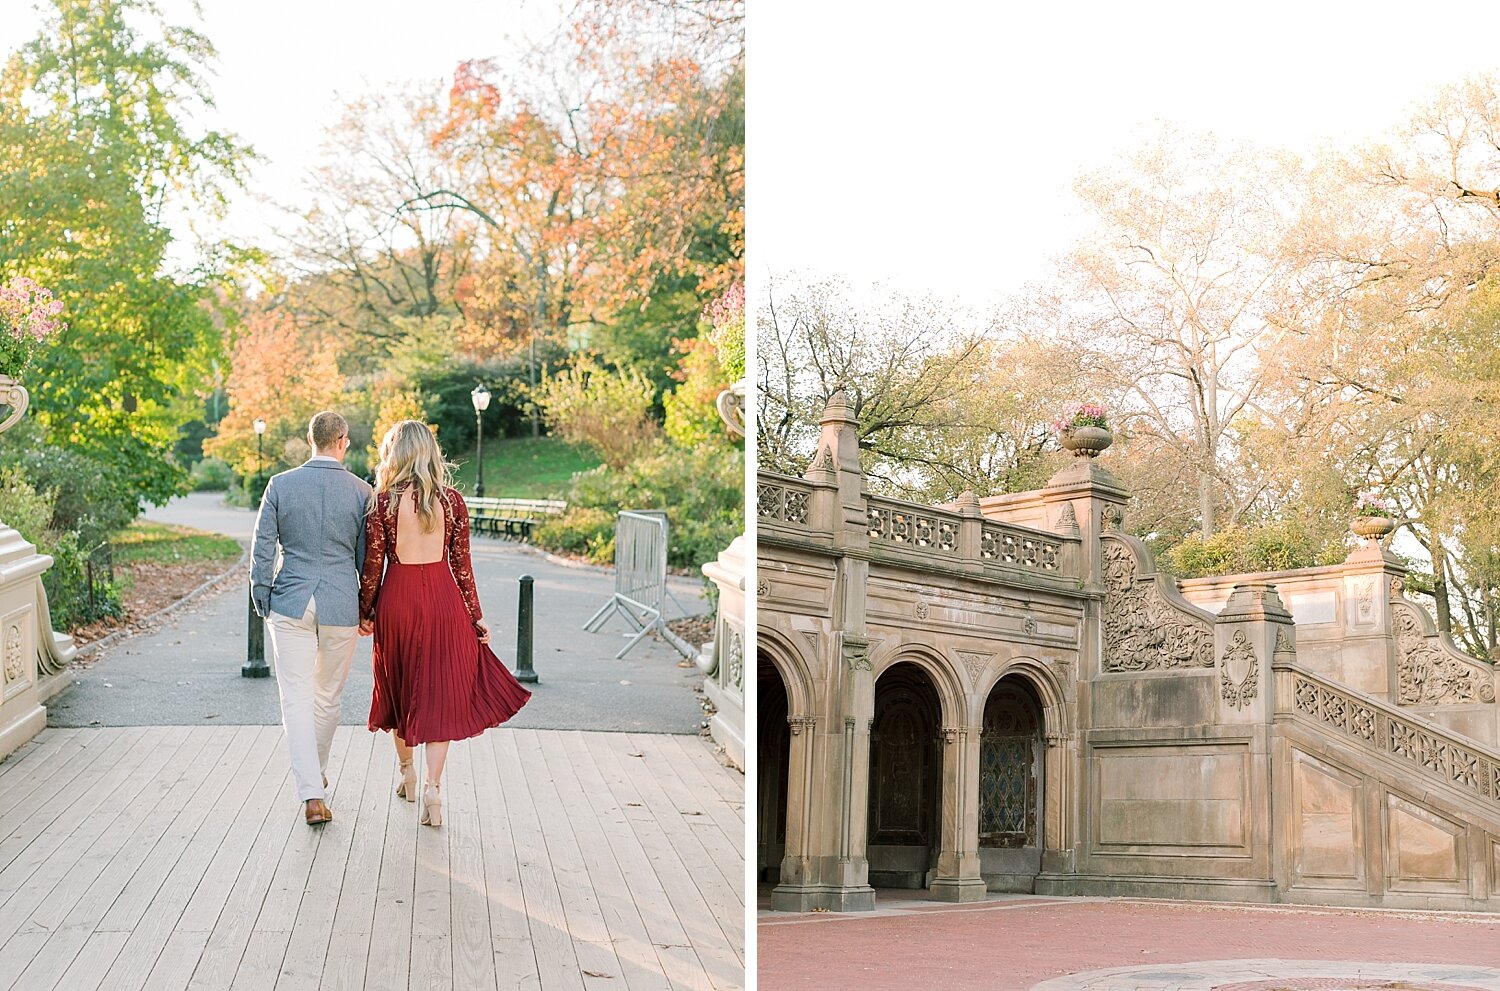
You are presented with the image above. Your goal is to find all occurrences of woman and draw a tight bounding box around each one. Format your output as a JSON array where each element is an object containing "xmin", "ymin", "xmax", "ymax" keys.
[{"xmin": 358, "ymin": 420, "xmax": 532, "ymax": 826}]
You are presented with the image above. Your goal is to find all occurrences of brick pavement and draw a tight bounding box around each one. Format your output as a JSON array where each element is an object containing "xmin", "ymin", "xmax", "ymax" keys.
[{"xmin": 757, "ymin": 895, "xmax": 1500, "ymax": 991}]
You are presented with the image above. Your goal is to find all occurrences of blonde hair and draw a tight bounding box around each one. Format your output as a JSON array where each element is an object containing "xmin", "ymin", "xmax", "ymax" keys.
[{"xmin": 372, "ymin": 420, "xmax": 454, "ymax": 532}]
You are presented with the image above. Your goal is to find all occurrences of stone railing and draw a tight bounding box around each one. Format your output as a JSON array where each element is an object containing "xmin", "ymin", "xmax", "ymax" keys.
[
  {"xmin": 865, "ymin": 496, "xmax": 963, "ymax": 554},
  {"xmin": 978, "ymin": 521, "xmax": 1064, "ymax": 572},
  {"xmin": 1278, "ymin": 663, "xmax": 1500, "ymax": 814},
  {"xmin": 757, "ymin": 475, "xmax": 815, "ymax": 529}
]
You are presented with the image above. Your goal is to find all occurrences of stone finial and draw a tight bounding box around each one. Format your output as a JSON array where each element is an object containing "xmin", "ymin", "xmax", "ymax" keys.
[
  {"xmin": 954, "ymin": 490, "xmax": 981, "ymax": 517},
  {"xmin": 1219, "ymin": 581, "xmax": 1293, "ymax": 622},
  {"xmin": 1056, "ymin": 501, "xmax": 1080, "ymax": 535}
]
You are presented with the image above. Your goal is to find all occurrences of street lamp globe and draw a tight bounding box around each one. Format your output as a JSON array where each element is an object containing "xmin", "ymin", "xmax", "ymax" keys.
[
  {"xmin": 253, "ymin": 417, "xmax": 266, "ymax": 435},
  {"xmin": 470, "ymin": 385, "xmax": 491, "ymax": 413}
]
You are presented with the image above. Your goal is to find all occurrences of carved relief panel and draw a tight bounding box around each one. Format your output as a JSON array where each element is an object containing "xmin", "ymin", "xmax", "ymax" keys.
[{"xmin": 1101, "ymin": 540, "xmax": 1213, "ymax": 671}]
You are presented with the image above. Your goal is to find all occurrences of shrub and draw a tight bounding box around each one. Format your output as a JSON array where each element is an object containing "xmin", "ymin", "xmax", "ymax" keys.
[
  {"xmin": 533, "ymin": 507, "xmax": 616, "ymax": 564},
  {"xmin": 0, "ymin": 425, "xmax": 137, "ymax": 550},
  {"xmin": 0, "ymin": 467, "xmax": 120, "ymax": 629},
  {"xmin": 1159, "ymin": 518, "xmax": 1347, "ymax": 579},
  {"xmin": 532, "ymin": 356, "xmax": 663, "ymax": 469},
  {"xmin": 190, "ymin": 457, "xmax": 233, "ymax": 491},
  {"xmin": 550, "ymin": 444, "xmax": 744, "ymax": 568}
]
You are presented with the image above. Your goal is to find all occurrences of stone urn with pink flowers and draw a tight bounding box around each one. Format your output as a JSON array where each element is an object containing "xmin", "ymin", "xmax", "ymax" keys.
[
  {"xmin": 1055, "ymin": 401, "xmax": 1113, "ymax": 458},
  {"xmin": 0, "ymin": 276, "xmax": 66, "ymax": 434},
  {"xmin": 1352, "ymin": 492, "xmax": 1398, "ymax": 542}
]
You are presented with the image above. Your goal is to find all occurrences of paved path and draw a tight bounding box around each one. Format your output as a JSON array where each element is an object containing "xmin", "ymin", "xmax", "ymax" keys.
[
  {"xmin": 757, "ymin": 894, "xmax": 1500, "ymax": 991},
  {"xmin": 59, "ymin": 493, "xmax": 711, "ymax": 734},
  {"xmin": 0, "ymin": 724, "xmax": 744, "ymax": 990}
]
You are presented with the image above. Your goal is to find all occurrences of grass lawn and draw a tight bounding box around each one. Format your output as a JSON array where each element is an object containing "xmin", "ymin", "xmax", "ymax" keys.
[
  {"xmin": 112, "ymin": 520, "xmax": 243, "ymax": 566},
  {"xmin": 450, "ymin": 435, "xmax": 601, "ymax": 499}
]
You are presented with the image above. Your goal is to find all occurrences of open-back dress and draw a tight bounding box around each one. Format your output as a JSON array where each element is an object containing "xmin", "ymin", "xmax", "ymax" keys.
[{"xmin": 359, "ymin": 486, "xmax": 531, "ymax": 744}]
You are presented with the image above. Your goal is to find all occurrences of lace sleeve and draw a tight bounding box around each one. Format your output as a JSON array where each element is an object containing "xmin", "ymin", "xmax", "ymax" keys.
[
  {"xmin": 359, "ymin": 495, "xmax": 387, "ymax": 621},
  {"xmin": 447, "ymin": 489, "xmax": 483, "ymax": 623}
]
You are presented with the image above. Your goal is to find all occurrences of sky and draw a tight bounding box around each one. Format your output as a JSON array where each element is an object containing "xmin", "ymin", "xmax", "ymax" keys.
[
  {"xmin": 0, "ymin": 0, "xmax": 561, "ymax": 258},
  {"xmin": 752, "ymin": 2, "xmax": 1500, "ymax": 305}
]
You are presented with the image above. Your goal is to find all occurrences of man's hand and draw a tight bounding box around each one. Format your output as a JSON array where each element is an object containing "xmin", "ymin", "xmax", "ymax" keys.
[
  {"xmin": 251, "ymin": 586, "xmax": 271, "ymax": 619},
  {"xmin": 358, "ymin": 619, "xmax": 374, "ymax": 637},
  {"xmin": 475, "ymin": 619, "xmax": 490, "ymax": 644}
]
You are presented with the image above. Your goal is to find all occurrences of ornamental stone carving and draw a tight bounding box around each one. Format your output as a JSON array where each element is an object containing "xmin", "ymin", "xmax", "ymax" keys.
[
  {"xmin": 1101, "ymin": 540, "xmax": 1213, "ymax": 671},
  {"xmin": 1056, "ymin": 501, "xmax": 1079, "ymax": 533},
  {"xmin": 725, "ymin": 628, "xmax": 743, "ymax": 691},
  {"xmin": 1393, "ymin": 603, "xmax": 1496, "ymax": 705},
  {"xmin": 3, "ymin": 623, "xmax": 20, "ymax": 684},
  {"xmin": 842, "ymin": 635, "xmax": 872, "ymax": 672},
  {"xmin": 956, "ymin": 650, "xmax": 993, "ymax": 686},
  {"xmin": 1220, "ymin": 628, "xmax": 1258, "ymax": 710}
]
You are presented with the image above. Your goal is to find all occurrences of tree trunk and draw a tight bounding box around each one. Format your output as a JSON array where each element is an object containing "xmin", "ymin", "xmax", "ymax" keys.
[
  {"xmin": 1198, "ymin": 470, "xmax": 1216, "ymax": 539},
  {"xmin": 1432, "ymin": 544, "xmax": 1454, "ymax": 637}
]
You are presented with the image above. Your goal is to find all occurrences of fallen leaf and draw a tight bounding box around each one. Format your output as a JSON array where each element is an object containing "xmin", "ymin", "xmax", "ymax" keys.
[{"xmin": 582, "ymin": 971, "xmax": 613, "ymax": 979}]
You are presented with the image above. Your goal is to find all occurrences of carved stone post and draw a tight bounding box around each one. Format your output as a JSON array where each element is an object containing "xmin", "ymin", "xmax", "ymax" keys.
[
  {"xmin": 774, "ymin": 391, "xmax": 878, "ymax": 912},
  {"xmin": 776, "ymin": 714, "xmax": 818, "ymax": 889},
  {"xmin": 1214, "ymin": 582, "xmax": 1292, "ymax": 726},
  {"xmin": 930, "ymin": 722, "xmax": 986, "ymax": 901},
  {"xmin": 1340, "ymin": 534, "xmax": 1407, "ymax": 700}
]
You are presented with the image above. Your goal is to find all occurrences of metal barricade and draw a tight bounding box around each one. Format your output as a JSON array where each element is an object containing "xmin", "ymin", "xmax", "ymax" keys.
[{"xmin": 583, "ymin": 510, "xmax": 693, "ymax": 659}]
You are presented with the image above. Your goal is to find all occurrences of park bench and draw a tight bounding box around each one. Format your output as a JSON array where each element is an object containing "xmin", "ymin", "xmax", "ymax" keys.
[{"xmin": 466, "ymin": 497, "xmax": 567, "ymax": 541}]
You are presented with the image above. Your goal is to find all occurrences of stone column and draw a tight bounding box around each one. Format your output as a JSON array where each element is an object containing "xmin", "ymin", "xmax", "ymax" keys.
[
  {"xmin": 929, "ymin": 722, "xmax": 986, "ymax": 901},
  {"xmin": 1338, "ymin": 537, "xmax": 1407, "ymax": 701},
  {"xmin": 772, "ymin": 391, "xmax": 878, "ymax": 912}
]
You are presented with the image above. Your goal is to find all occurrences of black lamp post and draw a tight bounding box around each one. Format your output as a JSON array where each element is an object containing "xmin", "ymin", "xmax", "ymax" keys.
[
  {"xmin": 252, "ymin": 417, "xmax": 266, "ymax": 502},
  {"xmin": 471, "ymin": 385, "xmax": 490, "ymax": 498}
]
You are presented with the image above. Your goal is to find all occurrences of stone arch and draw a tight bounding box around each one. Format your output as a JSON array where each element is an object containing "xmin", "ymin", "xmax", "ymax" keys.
[
  {"xmin": 756, "ymin": 625, "xmax": 815, "ymax": 718},
  {"xmin": 974, "ymin": 656, "xmax": 1072, "ymax": 740},
  {"xmin": 871, "ymin": 641, "xmax": 966, "ymax": 731},
  {"xmin": 866, "ymin": 658, "xmax": 945, "ymax": 889},
  {"xmin": 975, "ymin": 671, "xmax": 1047, "ymax": 891}
]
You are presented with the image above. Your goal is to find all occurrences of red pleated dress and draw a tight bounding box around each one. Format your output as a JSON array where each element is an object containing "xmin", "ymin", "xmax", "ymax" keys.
[{"xmin": 359, "ymin": 487, "xmax": 531, "ymax": 745}]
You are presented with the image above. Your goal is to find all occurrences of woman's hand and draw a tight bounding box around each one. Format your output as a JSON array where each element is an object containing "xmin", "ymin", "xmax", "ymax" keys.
[
  {"xmin": 475, "ymin": 619, "xmax": 491, "ymax": 644},
  {"xmin": 358, "ymin": 619, "xmax": 374, "ymax": 637}
]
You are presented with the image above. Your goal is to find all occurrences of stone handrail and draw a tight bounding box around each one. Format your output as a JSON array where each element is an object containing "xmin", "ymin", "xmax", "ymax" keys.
[
  {"xmin": 865, "ymin": 495, "xmax": 964, "ymax": 555},
  {"xmin": 1099, "ymin": 533, "xmax": 1216, "ymax": 671},
  {"xmin": 35, "ymin": 578, "xmax": 75, "ymax": 677},
  {"xmin": 1389, "ymin": 593, "xmax": 1497, "ymax": 707},
  {"xmin": 977, "ymin": 520, "xmax": 1065, "ymax": 573},
  {"xmin": 1277, "ymin": 662, "xmax": 1500, "ymax": 815},
  {"xmin": 757, "ymin": 474, "xmax": 815, "ymax": 528}
]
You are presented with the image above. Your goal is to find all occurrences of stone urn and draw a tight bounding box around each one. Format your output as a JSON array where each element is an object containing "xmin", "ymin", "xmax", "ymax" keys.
[
  {"xmin": 0, "ymin": 376, "xmax": 29, "ymax": 434},
  {"xmin": 1352, "ymin": 515, "xmax": 1397, "ymax": 541},
  {"xmin": 1059, "ymin": 424, "xmax": 1112, "ymax": 458}
]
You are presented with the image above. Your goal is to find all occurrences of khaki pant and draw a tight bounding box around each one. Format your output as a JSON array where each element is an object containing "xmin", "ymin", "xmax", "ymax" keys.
[{"xmin": 267, "ymin": 596, "xmax": 358, "ymax": 801}]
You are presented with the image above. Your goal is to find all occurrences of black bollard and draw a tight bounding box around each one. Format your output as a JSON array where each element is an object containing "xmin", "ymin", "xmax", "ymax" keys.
[
  {"xmin": 515, "ymin": 574, "xmax": 538, "ymax": 683},
  {"xmin": 242, "ymin": 585, "xmax": 270, "ymax": 678}
]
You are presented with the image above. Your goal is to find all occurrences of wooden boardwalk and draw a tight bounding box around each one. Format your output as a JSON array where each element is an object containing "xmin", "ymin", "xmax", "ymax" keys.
[{"xmin": 0, "ymin": 726, "xmax": 744, "ymax": 991}]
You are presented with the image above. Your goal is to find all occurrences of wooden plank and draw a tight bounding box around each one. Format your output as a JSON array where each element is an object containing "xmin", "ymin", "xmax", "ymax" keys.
[
  {"xmin": 140, "ymin": 930, "xmax": 211, "ymax": 991},
  {"xmin": 229, "ymin": 930, "xmax": 291, "ymax": 991},
  {"xmin": 0, "ymin": 727, "xmax": 124, "ymax": 870},
  {"xmin": 490, "ymin": 730, "xmax": 584, "ymax": 991},
  {"xmin": 0, "ymin": 728, "xmax": 74, "ymax": 788},
  {"xmin": 317, "ymin": 932, "xmax": 370, "ymax": 991},
  {"xmin": 493, "ymin": 937, "xmax": 543, "ymax": 991},
  {"xmin": 101, "ymin": 725, "xmax": 280, "ymax": 991},
  {"xmin": 446, "ymin": 737, "xmax": 496, "ymax": 991},
  {"xmin": 277, "ymin": 729, "xmax": 375, "ymax": 991},
  {"xmin": 539, "ymin": 732, "xmax": 669, "ymax": 991},
  {"xmin": 0, "ymin": 727, "xmax": 157, "ymax": 912},
  {"xmin": 511, "ymin": 731, "xmax": 625, "ymax": 991},
  {"xmin": 409, "ymin": 934, "xmax": 453, "ymax": 991},
  {"xmin": 582, "ymin": 734, "xmax": 727, "ymax": 991},
  {"xmin": 50, "ymin": 930, "xmax": 131, "ymax": 991},
  {"xmin": 0, "ymin": 727, "xmax": 192, "ymax": 979},
  {"xmin": 659, "ymin": 736, "xmax": 746, "ymax": 841},
  {"xmin": 665, "ymin": 737, "xmax": 742, "ymax": 812},
  {"xmin": 627, "ymin": 735, "xmax": 743, "ymax": 890},
  {"xmin": 0, "ymin": 931, "xmax": 47, "ymax": 991},
  {"xmin": 187, "ymin": 731, "xmax": 306, "ymax": 990},
  {"xmin": 560, "ymin": 733, "xmax": 687, "ymax": 950},
  {"xmin": 364, "ymin": 731, "xmax": 417, "ymax": 991}
]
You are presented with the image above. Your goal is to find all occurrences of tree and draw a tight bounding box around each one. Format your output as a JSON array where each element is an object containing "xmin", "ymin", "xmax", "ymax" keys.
[
  {"xmin": 1058, "ymin": 126, "xmax": 1312, "ymax": 539},
  {"xmin": 0, "ymin": 0, "xmax": 251, "ymax": 506}
]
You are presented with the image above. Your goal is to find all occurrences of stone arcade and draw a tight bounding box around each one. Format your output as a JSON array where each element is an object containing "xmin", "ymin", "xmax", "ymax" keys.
[{"xmin": 757, "ymin": 393, "xmax": 1500, "ymax": 912}]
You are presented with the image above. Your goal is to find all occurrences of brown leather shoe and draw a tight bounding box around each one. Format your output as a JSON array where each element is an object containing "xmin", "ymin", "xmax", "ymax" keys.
[{"xmin": 305, "ymin": 799, "xmax": 333, "ymax": 824}]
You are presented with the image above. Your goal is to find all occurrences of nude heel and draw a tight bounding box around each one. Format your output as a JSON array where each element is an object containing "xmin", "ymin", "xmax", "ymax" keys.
[
  {"xmin": 420, "ymin": 781, "xmax": 443, "ymax": 826},
  {"xmin": 396, "ymin": 759, "xmax": 417, "ymax": 801}
]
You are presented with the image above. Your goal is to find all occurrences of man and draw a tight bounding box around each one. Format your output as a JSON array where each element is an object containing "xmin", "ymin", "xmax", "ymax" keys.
[{"xmin": 251, "ymin": 411, "xmax": 373, "ymax": 825}]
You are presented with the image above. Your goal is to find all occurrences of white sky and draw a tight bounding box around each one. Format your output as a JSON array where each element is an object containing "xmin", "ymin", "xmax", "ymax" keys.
[
  {"xmin": 751, "ymin": 2, "xmax": 1500, "ymax": 305},
  {"xmin": 0, "ymin": 0, "xmax": 560, "ymax": 258}
]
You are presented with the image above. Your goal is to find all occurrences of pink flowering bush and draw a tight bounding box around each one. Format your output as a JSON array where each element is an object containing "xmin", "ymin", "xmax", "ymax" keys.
[
  {"xmin": 703, "ymin": 281, "xmax": 744, "ymax": 380},
  {"xmin": 1355, "ymin": 492, "xmax": 1395, "ymax": 519},
  {"xmin": 1053, "ymin": 401, "xmax": 1109, "ymax": 434},
  {"xmin": 0, "ymin": 276, "xmax": 65, "ymax": 376}
]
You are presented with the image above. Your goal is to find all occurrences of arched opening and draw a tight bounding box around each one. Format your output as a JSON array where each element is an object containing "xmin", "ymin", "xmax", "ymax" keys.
[
  {"xmin": 757, "ymin": 655, "xmax": 791, "ymax": 885},
  {"xmin": 979, "ymin": 675, "xmax": 1045, "ymax": 892},
  {"xmin": 866, "ymin": 661, "xmax": 942, "ymax": 889}
]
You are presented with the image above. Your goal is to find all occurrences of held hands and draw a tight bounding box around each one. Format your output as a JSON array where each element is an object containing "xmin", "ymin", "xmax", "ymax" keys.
[
  {"xmin": 475, "ymin": 619, "xmax": 491, "ymax": 644},
  {"xmin": 358, "ymin": 619, "xmax": 374, "ymax": 637}
]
